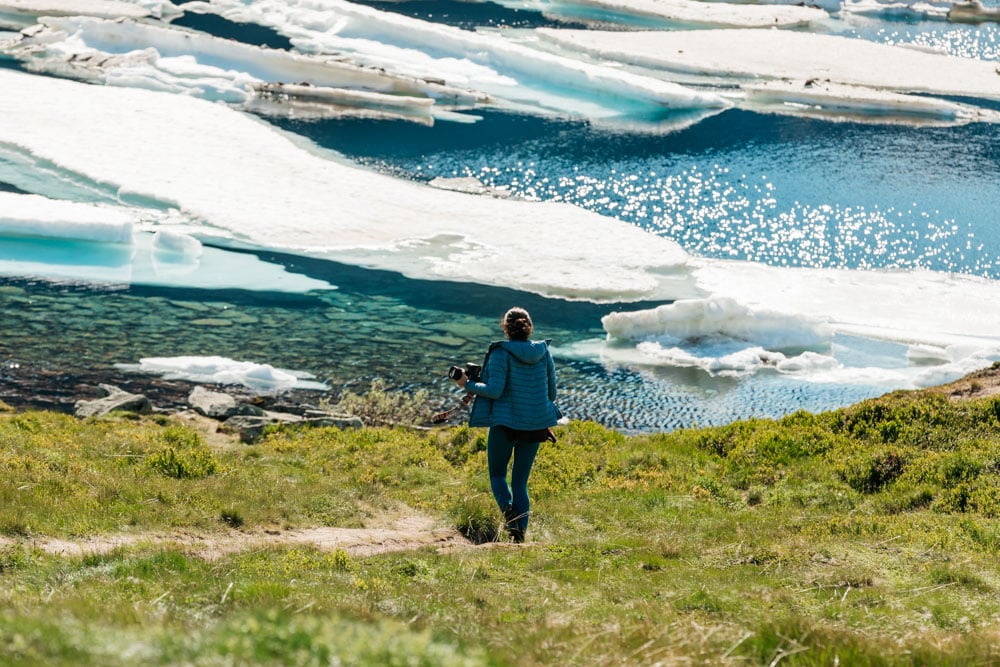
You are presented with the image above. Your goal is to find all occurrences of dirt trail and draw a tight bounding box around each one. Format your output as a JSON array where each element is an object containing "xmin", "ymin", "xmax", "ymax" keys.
[
  {"xmin": 933, "ymin": 362, "xmax": 1000, "ymax": 400},
  {"xmin": 1, "ymin": 513, "xmax": 475, "ymax": 560}
]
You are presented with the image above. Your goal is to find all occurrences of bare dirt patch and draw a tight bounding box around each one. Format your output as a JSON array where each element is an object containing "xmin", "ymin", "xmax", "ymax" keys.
[
  {"xmin": 928, "ymin": 362, "xmax": 1000, "ymax": 401},
  {"xmin": 2, "ymin": 512, "xmax": 475, "ymax": 560}
]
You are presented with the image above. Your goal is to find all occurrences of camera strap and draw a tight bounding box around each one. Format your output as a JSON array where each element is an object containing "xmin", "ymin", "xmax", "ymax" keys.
[{"xmin": 430, "ymin": 392, "xmax": 474, "ymax": 424}]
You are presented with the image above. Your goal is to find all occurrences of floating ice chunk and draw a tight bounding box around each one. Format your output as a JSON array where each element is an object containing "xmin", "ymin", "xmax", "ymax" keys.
[
  {"xmin": 179, "ymin": 0, "xmax": 729, "ymax": 118},
  {"xmin": 603, "ymin": 297, "xmax": 833, "ymax": 351},
  {"xmin": 4, "ymin": 16, "xmax": 482, "ymax": 118},
  {"xmin": 743, "ymin": 79, "xmax": 996, "ymax": 125},
  {"xmin": 151, "ymin": 229, "xmax": 202, "ymax": 258},
  {"xmin": 541, "ymin": 0, "xmax": 828, "ymax": 28},
  {"xmin": 0, "ymin": 192, "xmax": 134, "ymax": 243},
  {"xmin": 0, "ymin": 0, "xmax": 155, "ymax": 29},
  {"xmin": 635, "ymin": 341, "xmax": 792, "ymax": 377},
  {"xmin": 841, "ymin": 0, "xmax": 952, "ymax": 19},
  {"xmin": 118, "ymin": 355, "xmax": 327, "ymax": 393},
  {"xmin": 536, "ymin": 28, "xmax": 1000, "ymax": 110},
  {"xmin": 906, "ymin": 343, "xmax": 952, "ymax": 365},
  {"xmin": 775, "ymin": 351, "xmax": 842, "ymax": 374},
  {"xmin": 691, "ymin": 260, "xmax": 1000, "ymax": 351}
]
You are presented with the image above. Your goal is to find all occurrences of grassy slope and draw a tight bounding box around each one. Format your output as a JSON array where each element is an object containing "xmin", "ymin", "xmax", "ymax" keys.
[{"xmin": 3, "ymin": 370, "xmax": 1000, "ymax": 665}]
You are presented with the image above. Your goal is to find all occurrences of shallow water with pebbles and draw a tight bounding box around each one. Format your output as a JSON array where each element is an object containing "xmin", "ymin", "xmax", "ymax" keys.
[{"xmin": 0, "ymin": 269, "xmax": 884, "ymax": 432}]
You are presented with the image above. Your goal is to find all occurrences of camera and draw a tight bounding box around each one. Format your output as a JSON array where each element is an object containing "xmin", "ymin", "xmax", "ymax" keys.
[{"xmin": 448, "ymin": 362, "xmax": 482, "ymax": 382}]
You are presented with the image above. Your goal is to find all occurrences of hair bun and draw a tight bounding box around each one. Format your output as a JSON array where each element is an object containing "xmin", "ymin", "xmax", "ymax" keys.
[{"xmin": 502, "ymin": 307, "xmax": 533, "ymax": 340}]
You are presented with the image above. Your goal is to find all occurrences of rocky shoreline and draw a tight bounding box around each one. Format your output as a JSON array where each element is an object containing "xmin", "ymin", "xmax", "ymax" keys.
[
  {"xmin": 0, "ymin": 357, "xmax": 365, "ymax": 442},
  {"xmin": 0, "ymin": 357, "xmax": 320, "ymax": 415}
]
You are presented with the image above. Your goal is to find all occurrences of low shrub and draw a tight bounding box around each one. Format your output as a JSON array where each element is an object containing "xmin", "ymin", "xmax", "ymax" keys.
[
  {"xmin": 331, "ymin": 379, "xmax": 431, "ymax": 427},
  {"xmin": 450, "ymin": 494, "xmax": 501, "ymax": 544},
  {"xmin": 146, "ymin": 447, "xmax": 220, "ymax": 480}
]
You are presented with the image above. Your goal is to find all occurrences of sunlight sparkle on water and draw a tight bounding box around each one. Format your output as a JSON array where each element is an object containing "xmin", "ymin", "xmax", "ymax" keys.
[{"xmin": 452, "ymin": 162, "xmax": 994, "ymax": 276}]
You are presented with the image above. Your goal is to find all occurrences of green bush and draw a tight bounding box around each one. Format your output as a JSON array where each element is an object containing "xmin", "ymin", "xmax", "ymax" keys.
[
  {"xmin": 450, "ymin": 494, "xmax": 501, "ymax": 544},
  {"xmin": 836, "ymin": 447, "xmax": 909, "ymax": 494},
  {"xmin": 332, "ymin": 379, "xmax": 431, "ymax": 427},
  {"xmin": 146, "ymin": 447, "xmax": 219, "ymax": 479}
]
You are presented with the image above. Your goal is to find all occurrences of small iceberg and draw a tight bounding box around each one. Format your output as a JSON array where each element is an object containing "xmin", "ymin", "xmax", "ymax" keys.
[{"xmin": 117, "ymin": 355, "xmax": 329, "ymax": 393}]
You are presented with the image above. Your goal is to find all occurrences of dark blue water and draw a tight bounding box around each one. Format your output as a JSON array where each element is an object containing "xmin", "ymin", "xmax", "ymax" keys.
[
  {"xmin": 172, "ymin": 12, "xmax": 294, "ymax": 49},
  {"xmin": 346, "ymin": 0, "xmax": 591, "ymax": 30},
  {"xmin": 277, "ymin": 109, "xmax": 1000, "ymax": 278}
]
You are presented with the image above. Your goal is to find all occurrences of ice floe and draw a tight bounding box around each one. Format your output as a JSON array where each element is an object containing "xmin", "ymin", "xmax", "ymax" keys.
[
  {"xmin": 0, "ymin": 191, "xmax": 334, "ymax": 291},
  {"xmin": 0, "ymin": 68, "xmax": 693, "ymax": 301},
  {"xmin": 3, "ymin": 16, "xmax": 485, "ymax": 120},
  {"xmin": 0, "ymin": 0, "xmax": 162, "ymax": 29},
  {"xmin": 0, "ymin": 192, "xmax": 135, "ymax": 243},
  {"xmin": 116, "ymin": 355, "xmax": 328, "ymax": 392},
  {"xmin": 602, "ymin": 297, "xmax": 833, "ymax": 351},
  {"xmin": 742, "ymin": 79, "xmax": 992, "ymax": 125},
  {"xmin": 841, "ymin": 0, "xmax": 952, "ymax": 20},
  {"xmin": 598, "ymin": 297, "xmax": 837, "ymax": 378},
  {"xmin": 529, "ymin": 0, "xmax": 829, "ymax": 28},
  {"xmin": 177, "ymin": 0, "xmax": 729, "ymax": 119},
  {"xmin": 535, "ymin": 27, "xmax": 1000, "ymax": 121}
]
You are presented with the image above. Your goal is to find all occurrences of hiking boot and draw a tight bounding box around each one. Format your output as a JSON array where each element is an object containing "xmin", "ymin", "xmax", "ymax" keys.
[{"xmin": 502, "ymin": 505, "xmax": 525, "ymax": 543}]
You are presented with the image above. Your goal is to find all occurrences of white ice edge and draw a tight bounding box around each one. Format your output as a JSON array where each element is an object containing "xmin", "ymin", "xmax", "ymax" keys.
[
  {"xmin": 534, "ymin": 28, "xmax": 1000, "ymax": 105},
  {"xmin": 552, "ymin": 0, "xmax": 829, "ymax": 28},
  {"xmin": 0, "ymin": 192, "xmax": 135, "ymax": 243},
  {"xmin": 7, "ymin": 16, "xmax": 483, "ymax": 114},
  {"xmin": 116, "ymin": 355, "xmax": 328, "ymax": 393},
  {"xmin": 0, "ymin": 0, "xmax": 155, "ymax": 20},
  {"xmin": 0, "ymin": 192, "xmax": 332, "ymax": 292},
  {"xmin": 742, "ymin": 80, "xmax": 994, "ymax": 122},
  {"xmin": 177, "ymin": 0, "xmax": 729, "ymax": 116}
]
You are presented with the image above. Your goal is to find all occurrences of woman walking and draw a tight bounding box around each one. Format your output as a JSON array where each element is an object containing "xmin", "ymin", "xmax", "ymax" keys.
[{"xmin": 452, "ymin": 307, "xmax": 561, "ymax": 542}]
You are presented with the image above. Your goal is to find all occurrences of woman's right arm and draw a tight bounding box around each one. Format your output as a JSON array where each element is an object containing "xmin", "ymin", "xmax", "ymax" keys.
[{"xmin": 466, "ymin": 348, "xmax": 507, "ymax": 399}]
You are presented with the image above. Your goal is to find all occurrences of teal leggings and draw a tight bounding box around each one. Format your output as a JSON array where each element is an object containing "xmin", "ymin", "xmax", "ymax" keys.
[{"xmin": 487, "ymin": 426, "xmax": 540, "ymax": 533}]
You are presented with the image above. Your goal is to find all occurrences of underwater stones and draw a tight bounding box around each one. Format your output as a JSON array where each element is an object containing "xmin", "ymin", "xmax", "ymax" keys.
[
  {"xmin": 74, "ymin": 383, "xmax": 151, "ymax": 418},
  {"xmin": 189, "ymin": 318, "xmax": 233, "ymax": 327},
  {"xmin": 218, "ymin": 310, "xmax": 259, "ymax": 325},
  {"xmin": 426, "ymin": 335, "xmax": 466, "ymax": 348},
  {"xmin": 170, "ymin": 300, "xmax": 212, "ymax": 312},
  {"xmin": 437, "ymin": 321, "xmax": 495, "ymax": 340},
  {"xmin": 0, "ymin": 285, "xmax": 26, "ymax": 297}
]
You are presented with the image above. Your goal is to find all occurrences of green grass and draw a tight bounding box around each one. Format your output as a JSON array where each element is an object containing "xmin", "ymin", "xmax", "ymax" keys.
[{"xmin": 3, "ymin": 387, "xmax": 1000, "ymax": 664}]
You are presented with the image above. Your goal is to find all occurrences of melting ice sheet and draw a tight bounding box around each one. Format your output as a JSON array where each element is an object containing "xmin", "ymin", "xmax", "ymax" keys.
[
  {"xmin": 0, "ymin": 192, "xmax": 334, "ymax": 291},
  {"xmin": 116, "ymin": 355, "xmax": 329, "ymax": 393},
  {"xmin": 535, "ymin": 27, "xmax": 1000, "ymax": 123},
  {"xmin": 177, "ymin": 0, "xmax": 728, "ymax": 119},
  {"xmin": 0, "ymin": 69, "xmax": 693, "ymax": 302}
]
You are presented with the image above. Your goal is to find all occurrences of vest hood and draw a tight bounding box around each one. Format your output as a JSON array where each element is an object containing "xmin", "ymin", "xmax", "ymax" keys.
[{"xmin": 497, "ymin": 340, "xmax": 550, "ymax": 364}]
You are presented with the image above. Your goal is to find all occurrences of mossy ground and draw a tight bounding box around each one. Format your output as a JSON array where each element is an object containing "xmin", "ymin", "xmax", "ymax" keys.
[{"xmin": 2, "ymin": 378, "xmax": 1000, "ymax": 665}]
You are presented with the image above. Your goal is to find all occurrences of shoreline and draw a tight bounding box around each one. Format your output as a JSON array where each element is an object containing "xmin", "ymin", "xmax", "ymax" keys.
[
  {"xmin": 5, "ymin": 353, "xmax": 999, "ymax": 427},
  {"xmin": 0, "ymin": 357, "xmax": 333, "ymax": 416}
]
